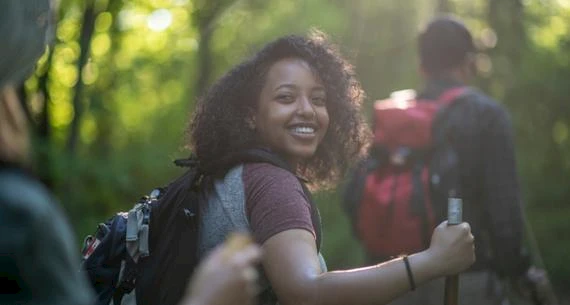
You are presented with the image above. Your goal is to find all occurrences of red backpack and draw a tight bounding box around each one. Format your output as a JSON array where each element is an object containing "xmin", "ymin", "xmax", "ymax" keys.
[{"xmin": 343, "ymin": 87, "xmax": 467, "ymax": 260}]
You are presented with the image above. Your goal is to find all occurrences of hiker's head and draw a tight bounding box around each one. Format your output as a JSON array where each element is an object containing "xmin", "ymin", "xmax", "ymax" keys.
[
  {"xmin": 418, "ymin": 15, "xmax": 476, "ymax": 82},
  {"xmin": 189, "ymin": 32, "xmax": 370, "ymax": 189},
  {"xmin": 0, "ymin": 0, "xmax": 52, "ymax": 165},
  {"xmin": 253, "ymin": 57, "xmax": 330, "ymax": 170}
]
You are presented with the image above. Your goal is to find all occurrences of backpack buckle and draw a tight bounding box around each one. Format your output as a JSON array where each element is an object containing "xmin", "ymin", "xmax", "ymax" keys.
[{"xmin": 390, "ymin": 147, "xmax": 411, "ymax": 166}]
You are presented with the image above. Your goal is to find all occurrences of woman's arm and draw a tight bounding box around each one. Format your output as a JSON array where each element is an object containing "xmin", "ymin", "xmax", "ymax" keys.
[{"xmin": 262, "ymin": 221, "xmax": 475, "ymax": 305}]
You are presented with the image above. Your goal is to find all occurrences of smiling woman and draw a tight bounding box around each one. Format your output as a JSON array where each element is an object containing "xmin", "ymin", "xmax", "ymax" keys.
[
  {"xmin": 166, "ymin": 31, "xmax": 476, "ymax": 305},
  {"xmin": 190, "ymin": 32, "xmax": 369, "ymax": 190}
]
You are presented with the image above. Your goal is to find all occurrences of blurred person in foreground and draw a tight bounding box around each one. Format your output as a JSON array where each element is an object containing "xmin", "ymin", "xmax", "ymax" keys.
[
  {"xmin": 0, "ymin": 1, "xmax": 261, "ymax": 305},
  {"xmin": 0, "ymin": 1, "xmax": 94, "ymax": 304},
  {"xmin": 387, "ymin": 15, "xmax": 555, "ymax": 305}
]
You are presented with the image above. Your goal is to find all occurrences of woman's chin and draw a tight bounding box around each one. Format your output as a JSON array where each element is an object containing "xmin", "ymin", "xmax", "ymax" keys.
[{"xmin": 288, "ymin": 148, "xmax": 318, "ymax": 163}]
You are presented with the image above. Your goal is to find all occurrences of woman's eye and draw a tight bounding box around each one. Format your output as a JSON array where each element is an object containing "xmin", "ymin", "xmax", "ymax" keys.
[
  {"xmin": 276, "ymin": 94, "xmax": 295, "ymax": 103},
  {"xmin": 312, "ymin": 97, "xmax": 326, "ymax": 106}
]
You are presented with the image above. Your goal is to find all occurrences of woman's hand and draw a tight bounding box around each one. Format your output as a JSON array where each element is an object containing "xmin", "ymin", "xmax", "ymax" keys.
[
  {"xmin": 181, "ymin": 241, "xmax": 262, "ymax": 305},
  {"xmin": 426, "ymin": 220, "xmax": 476, "ymax": 275}
]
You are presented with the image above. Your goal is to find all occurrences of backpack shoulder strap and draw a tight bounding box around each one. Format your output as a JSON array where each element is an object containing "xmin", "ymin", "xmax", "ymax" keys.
[
  {"xmin": 172, "ymin": 148, "xmax": 323, "ymax": 252},
  {"xmin": 432, "ymin": 86, "xmax": 472, "ymax": 144},
  {"xmin": 435, "ymin": 86, "xmax": 469, "ymax": 107}
]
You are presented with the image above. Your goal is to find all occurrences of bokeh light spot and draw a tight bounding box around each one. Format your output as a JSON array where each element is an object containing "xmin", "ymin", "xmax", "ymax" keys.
[
  {"xmin": 95, "ymin": 12, "xmax": 113, "ymax": 33},
  {"xmin": 147, "ymin": 9, "xmax": 172, "ymax": 32},
  {"xmin": 82, "ymin": 61, "xmax": 99, "ymax": 85},
  {"xmin": 553, "ymin": 121, "xmax": 569, "ymax": 144},
  {"xmin": 479, "ymin": 28, "xmax": 498, "ymax": 49},
  {"xmin": 92, "ymin": 34, "xmax": 112, "ymax": 57}
]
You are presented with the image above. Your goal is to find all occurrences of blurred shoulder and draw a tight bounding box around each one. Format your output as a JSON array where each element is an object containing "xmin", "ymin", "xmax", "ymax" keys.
[
  {"xmin": 0, "ymin": 168, "xmax": 57, "ymax": 222},
  {"xmin": 464, "ymin": 87, "xmax": 509, "ymax": 115},
  {"xmin": 456, "ymin": 87, "xmax": 512, "ymax": 126}
]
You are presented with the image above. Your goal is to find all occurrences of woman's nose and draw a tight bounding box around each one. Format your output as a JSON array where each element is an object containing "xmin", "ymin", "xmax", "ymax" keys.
[{"xmin": 296, "ymin": 96, "xmax": 316, "ymax": 118}]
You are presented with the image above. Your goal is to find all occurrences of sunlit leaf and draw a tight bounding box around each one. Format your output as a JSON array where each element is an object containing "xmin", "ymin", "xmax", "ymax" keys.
[
  {"xmin": 114, "ymin": 50, "xmax": 134, "ymax": 70},
  {"xmin": 81, "ymin": 112, "xmax": 99, "ymax": 144},
  {"xmin": 57, "ymin": 17, "xmax": 81, "ymax": 42},
  {"xmin": 553, "ymin": 121, "xmax": 569, "ymax": 145},
  {"xmin": 51, "ymin": 94, "xmax": 73, "ymax": 128},
  {"xmin": 145, "ymin": 33, "xmax": 169, "ymax": 52},
  {"xmin": 95, "ymin": 12, "xmax": 113, "ymax": 33},
  {"xmin": 118, "ymin": 7, "xmax": 147, "ymax": 31},
  {"xmin": 171, "ymin": 7, "xmax": 190, "ymax": 29},
  {"xmin": 532, "ymin": 15, "xmax": 568, "ymax": 49},
  {"xmin": 54, "ymin": 63, "xmax": 79, "ymax": 87},
  {"xmin": 82, "ymin": 61, "xmax": 99, "ymax": 85},
  {"xmin": 91, "ymin": 33, "xmax": 112, "ymax": 57}
]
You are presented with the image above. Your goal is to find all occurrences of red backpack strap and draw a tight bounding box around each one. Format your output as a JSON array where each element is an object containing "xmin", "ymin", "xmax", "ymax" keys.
[{"xmin": 436, "ymin": 86, "xmax": 468, "ymax": 107}]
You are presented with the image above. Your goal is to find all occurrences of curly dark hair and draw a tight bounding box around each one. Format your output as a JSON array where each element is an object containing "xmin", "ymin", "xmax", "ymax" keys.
[{"xmin": 188, "ymin": 31, "xmax": 371, "ymax": 190}]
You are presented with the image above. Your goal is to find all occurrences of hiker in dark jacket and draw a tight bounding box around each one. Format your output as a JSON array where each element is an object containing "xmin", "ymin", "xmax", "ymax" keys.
[
  {"xmin": 0, "ymin": 2, "xmax": 261, "ymax": 305},
  {"xmin": 387, "ymin": 15, "xmax": 549, "ymax": 305},
  {"xmin": 0, "ymin": 2, "xmax": 95, "ymax": 305}
]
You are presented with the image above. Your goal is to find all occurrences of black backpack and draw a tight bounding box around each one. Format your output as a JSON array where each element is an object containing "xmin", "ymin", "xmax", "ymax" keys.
[{"xmin": 80, "ymin": 148, "xmax": 322, "ymax": 305}]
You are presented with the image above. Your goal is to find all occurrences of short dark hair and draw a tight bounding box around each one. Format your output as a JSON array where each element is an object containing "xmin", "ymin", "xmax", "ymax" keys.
[
  {"xmin": 188, "ymin": 32, "xmax": 370, "ymax": 189},
  {"xmin": 418, "ymin": 15, "xmax": 475, "ymax": 76}
]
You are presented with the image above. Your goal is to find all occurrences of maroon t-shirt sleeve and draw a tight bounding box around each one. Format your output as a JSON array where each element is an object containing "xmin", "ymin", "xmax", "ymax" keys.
[{"xmin": 243, "ymin": 163, "xmax": 316, "ymax": 245}]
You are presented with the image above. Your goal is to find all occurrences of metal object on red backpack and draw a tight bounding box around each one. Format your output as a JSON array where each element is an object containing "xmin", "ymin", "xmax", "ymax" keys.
[{"xmin": 373, "ymin": 87, "xmax": 466, "ymax": 151}]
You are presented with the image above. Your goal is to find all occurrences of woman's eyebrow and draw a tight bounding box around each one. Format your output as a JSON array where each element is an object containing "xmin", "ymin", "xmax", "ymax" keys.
[
  {"xmin": 273, "ymin": 84, "xmax": 325, "ymax": 93},
  {"xmin": 274, "ymin": 83, "xmax": 297, "ymax": 91}
]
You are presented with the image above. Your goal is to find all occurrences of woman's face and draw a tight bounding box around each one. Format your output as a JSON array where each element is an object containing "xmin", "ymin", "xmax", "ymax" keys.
[{"xmin": 253, "ymin": 58, "xmax": 329, "ymax": 167}]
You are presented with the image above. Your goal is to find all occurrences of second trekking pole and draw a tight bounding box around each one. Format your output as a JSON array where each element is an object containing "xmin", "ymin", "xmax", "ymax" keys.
[{"xmin": 444, "ymin": 195, "xmax": 463, "ymax": 305}]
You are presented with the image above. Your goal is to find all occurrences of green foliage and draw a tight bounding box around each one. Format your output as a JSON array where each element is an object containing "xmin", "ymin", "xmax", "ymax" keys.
[
  {"xmin": 25, "ymin": 0, "xmax": 570, "ymax": 296},
  {"xmin": 314, "ymin": 189, "xmax": 366, "ymax": 269}
]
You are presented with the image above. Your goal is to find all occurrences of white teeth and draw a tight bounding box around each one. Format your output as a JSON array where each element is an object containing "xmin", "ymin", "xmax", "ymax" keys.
[{"xmin": 292, "ymin": 126, "xmax": 315, "ymax": 134}]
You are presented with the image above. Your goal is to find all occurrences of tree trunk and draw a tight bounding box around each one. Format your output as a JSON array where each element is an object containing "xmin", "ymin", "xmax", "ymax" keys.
[
  {"xmin": 67, "ymin": 0, "xmax": 97, "ymax": 154},
  {"xmin": 37, "ymin": 48, "xmax": 55, "ymax": 139},
  {"xmin": 487, "ymin": 0, "xmax": 526, "ymax": 89},
  {"xmin": 195, "ymin": 25, "xmax": 213, "ymax": 98},
  {"xmin": 437, "ymin": 0, "xmax": 451, "ymax": 13},
  {"xmin": 92, "ymin": 0, "xmax": 123, "ymax": 157},
  {"xmin": 192, "ymin": 0, "xmax": 240, "ymax": 101}
]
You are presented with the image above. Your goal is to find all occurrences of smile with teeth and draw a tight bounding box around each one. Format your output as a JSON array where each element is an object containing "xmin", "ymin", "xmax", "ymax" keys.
[{"xmin": 291, "ymin": 126, "xmax": 315, "ymax": 134}]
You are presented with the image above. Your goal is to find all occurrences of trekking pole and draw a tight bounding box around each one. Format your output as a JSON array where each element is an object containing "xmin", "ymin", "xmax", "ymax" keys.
[
  {"xmin": 521, "ymin": 209, "xmax": 560, "ymax": 305},
  {"xmin": 444, "ymin": 193, "xmax": 463, "ymax": 305}
]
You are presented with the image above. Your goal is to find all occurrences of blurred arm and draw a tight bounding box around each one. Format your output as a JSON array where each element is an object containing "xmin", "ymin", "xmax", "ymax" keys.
[{"xmin": 479, "ymin": 106, "xmax": 529, "ymax": 277}]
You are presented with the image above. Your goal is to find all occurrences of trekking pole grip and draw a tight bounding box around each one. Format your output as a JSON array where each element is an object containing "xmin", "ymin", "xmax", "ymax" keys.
[{"xmin": 444, "ymin": 195, "xmax": 462, "ymax": 305}]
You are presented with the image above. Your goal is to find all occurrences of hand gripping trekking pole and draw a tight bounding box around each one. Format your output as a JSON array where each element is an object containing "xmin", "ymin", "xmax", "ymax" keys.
[{"xmin": 444, "ymin": 193, "xmax": 463, "ymax": 305}]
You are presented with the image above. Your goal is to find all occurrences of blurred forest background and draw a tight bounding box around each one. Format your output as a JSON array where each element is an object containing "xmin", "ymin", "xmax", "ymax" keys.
[{"xmin": 21, "ymin": 0, "xmax": 569, "ymax": 296}]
